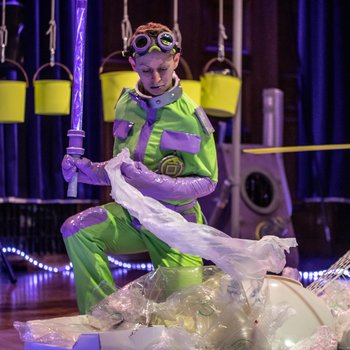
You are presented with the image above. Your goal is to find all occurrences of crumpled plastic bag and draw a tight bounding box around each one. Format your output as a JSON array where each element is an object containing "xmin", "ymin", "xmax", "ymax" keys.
[
  {"xmin": 13, "ymin": 315, "xmax": 99, "ymax": 349},
  {"xmin": 105, "ymin": 148, "xmax": 298, "ymax": 283}
]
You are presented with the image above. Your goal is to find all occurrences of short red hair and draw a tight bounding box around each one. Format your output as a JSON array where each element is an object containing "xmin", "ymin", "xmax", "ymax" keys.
[{"xmin": 129, "ymin": 22, "xmax": 173, "ymax": 44}]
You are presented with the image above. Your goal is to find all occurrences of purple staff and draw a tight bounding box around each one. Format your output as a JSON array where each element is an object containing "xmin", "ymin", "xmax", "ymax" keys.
[{"xmin": 66, "ymin": 0, "xmax": 88, "ymax": 197}]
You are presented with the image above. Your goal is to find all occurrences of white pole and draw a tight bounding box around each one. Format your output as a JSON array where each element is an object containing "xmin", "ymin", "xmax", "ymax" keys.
[{"xmin": 231, "ymin": 0, "xmax": 243, "ymax": 237}]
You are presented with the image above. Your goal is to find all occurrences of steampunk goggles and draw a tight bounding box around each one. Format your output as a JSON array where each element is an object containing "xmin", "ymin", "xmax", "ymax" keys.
[{"xmin": 124, "ymin": 32, "xmax": 180, "ymax": 57}]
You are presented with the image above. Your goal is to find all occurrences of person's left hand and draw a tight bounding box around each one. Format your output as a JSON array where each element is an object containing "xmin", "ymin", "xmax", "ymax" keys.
[{"xmin": 120, "ymin": 161, "xmax": 154, "ymax": 188}]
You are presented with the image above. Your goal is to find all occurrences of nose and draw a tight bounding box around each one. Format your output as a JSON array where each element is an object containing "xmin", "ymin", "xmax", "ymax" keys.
[{"xmin": 151, "ymin": 70, "xmax": 162, "ymax": 82}]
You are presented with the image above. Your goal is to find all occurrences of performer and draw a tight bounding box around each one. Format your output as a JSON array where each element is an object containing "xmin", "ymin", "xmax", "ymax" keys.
[{"xmin": 61, "ymin": 22, "xmax": 218, "ymax": 314}]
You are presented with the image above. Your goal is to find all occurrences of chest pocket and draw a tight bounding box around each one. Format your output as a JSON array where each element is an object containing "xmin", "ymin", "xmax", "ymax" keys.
[
  {"xmin": 113, "ymin": 119, "xmax": 134, "ymax": 140},
  {"xmin": 160, "ymin": 130, "xmax": 201, "ymax": 154}
]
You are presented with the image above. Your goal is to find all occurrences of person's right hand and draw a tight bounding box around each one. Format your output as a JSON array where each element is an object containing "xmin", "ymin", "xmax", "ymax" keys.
[
  {"xmin": 61, "ymin": 155, "xmax": 111, "ymax": 186},
  {"xmin": 62, "ymin": 154, "xmax": 78, "ymax": 182}
]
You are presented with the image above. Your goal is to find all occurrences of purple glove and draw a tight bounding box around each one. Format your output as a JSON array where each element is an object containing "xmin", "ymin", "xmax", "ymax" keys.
[
  {"xmin": 120, "ymin": 161, "xmax": 216, "ymax": 201},
  {"xmin": 62, "ymin": 155, "xmax": 111, "ymax": 186}
]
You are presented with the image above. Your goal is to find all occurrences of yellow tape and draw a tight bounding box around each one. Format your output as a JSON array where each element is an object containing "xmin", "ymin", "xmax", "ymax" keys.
[{"xmin": 243, "ymin": 144, "xmax": 350, "ymax": 154}]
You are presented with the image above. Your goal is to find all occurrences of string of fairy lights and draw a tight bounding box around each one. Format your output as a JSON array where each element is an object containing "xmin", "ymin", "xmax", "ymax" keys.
[
  {"xmin": 1, "ymin": 246, "xmax": 154, "ymax": 273},
  {"xmin": 2, "ymin": 245, "xmax": 349, "ymax": 283}
]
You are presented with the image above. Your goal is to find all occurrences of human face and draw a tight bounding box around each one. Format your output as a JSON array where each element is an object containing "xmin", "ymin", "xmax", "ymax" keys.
[{"xmin": 129, "ymin": 51, "xmax": 180, "ymax": 96}]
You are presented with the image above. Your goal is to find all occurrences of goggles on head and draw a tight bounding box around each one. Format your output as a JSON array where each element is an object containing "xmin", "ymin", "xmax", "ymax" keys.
[{"xmin": 124, "ymin": 32, "xmax": 181, "ymax": 57}]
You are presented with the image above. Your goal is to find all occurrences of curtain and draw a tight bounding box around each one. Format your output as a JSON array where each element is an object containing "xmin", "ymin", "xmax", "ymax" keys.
[
  {"xmin": 297, "ymin": 0, "xmax": 350, "ymax": 200},
  {"xmin": 0, "ymin": 0, "xmax": 102, "ymax": 201}
]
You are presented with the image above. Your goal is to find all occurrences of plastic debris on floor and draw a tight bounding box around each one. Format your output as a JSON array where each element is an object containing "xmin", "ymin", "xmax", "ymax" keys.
[{"xmin": 15, "ymin": 265, "xmax": 349, "ymax": 349}]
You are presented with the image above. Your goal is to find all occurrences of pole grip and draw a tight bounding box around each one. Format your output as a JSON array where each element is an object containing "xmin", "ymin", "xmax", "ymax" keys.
[
  {"xmin": 66, "ymin": 129, "xmax": 85, "ymax": 198},
  {"xmin": 67, "ymin": 171, "xmax": 79, "ymax": 198}
]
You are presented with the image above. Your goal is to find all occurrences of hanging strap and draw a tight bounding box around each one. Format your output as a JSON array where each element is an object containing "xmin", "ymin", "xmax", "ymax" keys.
[
  {"xmin": 0, "ymin": 0, "xmax": 8, "ymax": 63},
  {"xmin": 121, "ymin": 0, "xmax": 133, "ymax": 51},
  {"xmin": 172, "ymin": 0, "xmax": 182, "ymax": 47},
  {"xmin": 46, "ymin": 0, "xmax": 57, "ymax": 66},
  {"xmin": 218, "ymin": 0, "xmax": 227, "ymax": 62}
]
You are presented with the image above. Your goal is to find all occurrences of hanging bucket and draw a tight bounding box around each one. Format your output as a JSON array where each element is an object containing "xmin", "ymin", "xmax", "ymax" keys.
[
  {"xmin": 33, "ymin": 62, "xmax": 73, "ymax": 115},
  {"xmin": 0, "ymin": 59, "xmax": 29, "ymax": 123},
  {"xmin": 179, "ymin": 57, "xmax": 201, "ymax": 106},
  {"xmin": 200, "ymin": 57, "xmax": 241, "ymax": 118},
  {"xmin": 99, "ymin": 50, "xmax": 139, "ymax": 122}
]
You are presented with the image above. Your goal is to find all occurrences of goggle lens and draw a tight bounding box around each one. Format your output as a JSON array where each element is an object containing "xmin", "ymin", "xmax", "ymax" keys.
[
  {"xmin": 134, "ymin": 35, "xmax": 150, "ymax": 50},
  {"xmin": 159, "ymin": 33, "xmax": 173, "ymax": 47}
]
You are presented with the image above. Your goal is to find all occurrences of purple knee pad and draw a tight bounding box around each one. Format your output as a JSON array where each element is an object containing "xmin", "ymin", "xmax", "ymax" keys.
[{"xmin": 61, "ymin": 206, "xmax": 108, "ymax": 238}]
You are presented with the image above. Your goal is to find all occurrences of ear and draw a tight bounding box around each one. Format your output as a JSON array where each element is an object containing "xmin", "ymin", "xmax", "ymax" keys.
[
  {"xmin": 173, "ymin": 53, "xmax": 181, "ymax": 69},
  {"xmin": 128, "ymin": 57, "xmax": 137, "ymax": 71}
]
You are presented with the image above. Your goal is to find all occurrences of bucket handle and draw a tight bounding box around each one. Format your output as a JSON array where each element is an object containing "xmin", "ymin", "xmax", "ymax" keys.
[
  {"xmin": 100, "ymin": 50, "xmax": 131, "ymax": 74},
  {"xmin": 202, "ymin": 57, "xmax": 239, "ymax": 78},
  {"xmin": 179, "ymin": 57, "xmax": 194, "ymax": 80},
  {"xmin": 33, "ymin": 62, "xmax": 73, "ymax": 84},
  {"xmin": 0, "ymin": 58, "xmax": 29, "ymax": 87}
]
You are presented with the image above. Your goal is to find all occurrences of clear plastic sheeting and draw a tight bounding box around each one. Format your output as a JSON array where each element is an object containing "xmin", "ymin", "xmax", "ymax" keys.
[
  {"xmin": 15, "ymin": 267, "xmax": 337, "ymax": 349},
  {"xmin": 13, "ymin": 315, "xmax": 99, "ymax": 349},
  {"xmin": 105, "ymin": 148, "xmax": 298, "ymax": 282}
]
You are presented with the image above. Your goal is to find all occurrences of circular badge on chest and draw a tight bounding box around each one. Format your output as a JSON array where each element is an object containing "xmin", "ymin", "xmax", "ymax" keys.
[{"xmin": 158, "ymin": 155, "xmax": 185, "ymax": 177}]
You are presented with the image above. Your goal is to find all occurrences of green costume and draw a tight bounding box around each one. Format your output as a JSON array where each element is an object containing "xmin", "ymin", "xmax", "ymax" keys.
[{"xmin": 61, "ymin": 76, "xmax": 218, "ymax": 314}]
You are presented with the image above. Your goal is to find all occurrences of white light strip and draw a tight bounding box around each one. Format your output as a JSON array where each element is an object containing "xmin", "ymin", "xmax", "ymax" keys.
[{"xmin": 2, "ymin": 246, "xmax": 154, "ymax": 273}]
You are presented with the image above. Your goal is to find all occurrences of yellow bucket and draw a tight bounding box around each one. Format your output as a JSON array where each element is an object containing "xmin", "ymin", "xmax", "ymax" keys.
[
  {"xmin": 181, "ymin": 80, "xmax": 201, "ymax": 105},
  {"xmin": 33, "ymin": 62, "xmax": 73, "ymax": 115},
  {"xmin": 200, "ymin": 58, "xmax": 241, "ymax": 118},
  {"xmin": 178, "ymin": 57, "xmax": 201, "ymax": 105},
  {"xmin": 100, "ymin": 51, "xmax": 139, "ymax": 122},
  {"xmin": 0, "ymin": 59, "xmax": 29, "ymax": 123}
]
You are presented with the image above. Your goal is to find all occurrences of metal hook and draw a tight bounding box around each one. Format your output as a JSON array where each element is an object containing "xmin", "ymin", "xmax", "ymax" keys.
[
  {"xmin": 217, "ymin": 0, "xmax": 227, "ymax": 62},
  {"xmin": 172, "ymin": 0, "xmax": 182, "ymax": 47},
  {"xmin": 121, "ymin": 0, "xmax": 132, "ymax": 51},
  {"xmin": 1, "ymin": 0, "xmax": 7, "ymax": 63},
  {"xmin": 45, "ymin": 0, "xmax": 56, "ymax": 66}
]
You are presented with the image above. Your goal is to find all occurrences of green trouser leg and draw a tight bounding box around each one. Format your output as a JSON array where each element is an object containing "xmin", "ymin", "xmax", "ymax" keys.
[
  {"xmin": 63, "ymin": 203, "xmax": 147, "ymax": 314},
  {"xmin": 141, "ymin": 233, "xmax": 204, "ymax": 302},
  {"xmin": 64, "ymin": 232, "xmax": 116, "ymax": 314}
]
